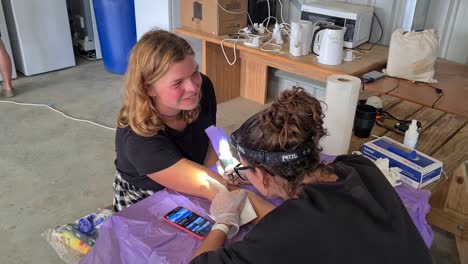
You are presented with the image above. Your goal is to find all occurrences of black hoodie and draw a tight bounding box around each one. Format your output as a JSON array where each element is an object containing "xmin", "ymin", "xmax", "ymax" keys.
[{"xmin": 192, "ymin": 155, "xmax": 432, "ymax": 264}]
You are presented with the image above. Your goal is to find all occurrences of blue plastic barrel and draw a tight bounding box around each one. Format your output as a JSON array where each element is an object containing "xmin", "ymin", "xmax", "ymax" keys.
[{"xmin": 93, "ymin": 0, "xmax": 137, "ymax": 74}]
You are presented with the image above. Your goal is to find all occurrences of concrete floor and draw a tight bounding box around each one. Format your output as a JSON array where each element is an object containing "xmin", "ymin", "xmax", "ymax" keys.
[{"xmin": 0, "ymin": 60, "xmax": 460, "ymax": 263}]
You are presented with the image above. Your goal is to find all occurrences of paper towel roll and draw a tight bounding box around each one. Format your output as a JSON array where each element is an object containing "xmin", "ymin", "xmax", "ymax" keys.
[{"xmin": 321, "ymin": 75, "xmax": 361, "ymax": 156}]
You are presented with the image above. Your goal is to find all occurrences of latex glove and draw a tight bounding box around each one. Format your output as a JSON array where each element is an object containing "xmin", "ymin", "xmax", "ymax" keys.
[
  {"xmin": 210, "ymin": 190, "xmax": 247, "ymax": 239},
  {"xmin": 216, "ymin": 158, "xmax": 250, "ymax": 186}
]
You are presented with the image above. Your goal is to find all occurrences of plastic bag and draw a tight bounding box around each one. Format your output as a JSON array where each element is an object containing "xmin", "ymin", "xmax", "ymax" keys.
[
  {"xmin": 42, "ymin": 209, "xmax": 113, "ymax": 264},
  {"xmin": 394, "ymin": 184, "xmax": 434, "ymax": 248}
]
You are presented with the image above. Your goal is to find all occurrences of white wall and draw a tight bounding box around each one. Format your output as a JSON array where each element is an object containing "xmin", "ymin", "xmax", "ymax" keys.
[
  {"xmin": 287, "ymin": 0, "xmax": 468, "ymax": 64},
  {"xmin": 133, "ymin": 0, "xmax": 203, "ymax": 69},
  {"xmin": 426, "ymin": 0, "xmax": 468, "ymax": 64},
  {"xmin": 135, "ymin": 0, "xmax": 172, "ymax": 39}
]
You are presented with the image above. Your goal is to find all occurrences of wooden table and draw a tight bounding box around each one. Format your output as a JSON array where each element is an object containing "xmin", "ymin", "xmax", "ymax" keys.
[
  {"xmin": 363, "ymin": 59, "xmax": 468, "ymax": 118},
  {"xmin": 175, "ymin": 27, "xmax": 388, "ymax": 104},
  {"xmin": 349, "ymin": 95, "xmax": 468, "ymax": 263}
]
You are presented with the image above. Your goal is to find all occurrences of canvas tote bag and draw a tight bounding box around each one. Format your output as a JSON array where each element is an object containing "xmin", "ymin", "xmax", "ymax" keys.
[{"xmin": 384, "ymin": 29, "xmax": 439, "ymax": 83}]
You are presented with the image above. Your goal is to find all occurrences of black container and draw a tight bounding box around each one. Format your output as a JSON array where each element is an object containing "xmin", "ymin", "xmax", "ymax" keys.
[
  {"xmin": 248, "ymin": 0, "xmax": 276, "ymax": 26},
  {"xmin": 353, "ymin": 105, "xmax": 377, "ymax": 138}
]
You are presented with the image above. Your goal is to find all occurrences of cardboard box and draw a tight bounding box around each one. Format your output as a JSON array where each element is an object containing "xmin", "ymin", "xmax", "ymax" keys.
[
  {"xmin": 361, "ymin": 136, "xmax": 443, "ymax": 188},
  {"xmin": 181, "ymin": 0, "xmax": 248, "ymax": 36}
]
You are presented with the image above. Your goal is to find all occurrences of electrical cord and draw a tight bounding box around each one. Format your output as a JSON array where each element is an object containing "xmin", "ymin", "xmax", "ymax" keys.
[
  {"xmin": 266, "ymin": 0, "xmax": 271, "ymax": 28},
  {"xmin": 260, "ymin": 33, "xmax": 282, "ymax": 52},
  {"xmin": 424, "ymin": 82, "xmax": 443, "ymax": 94},
  {"xmin": 413, "ymin": 82, "xmax": 444, "ymax": 108},
  {"xmin": 218, "ymin": 0, "xmax": 289, "ymax": 64},
  {"xmin": 373, "ymin": 76, "xmax": 444, "ymax": 108},
  {"xmin": 221, "ymin": 35, "xmax": 242, "ymax": 65},
  {"xmin": 376, "ymin": 77, "xmax": 444, "ymax": 114},
  {"xmin": 428, "ymin": 84, "xmax": 444, "ymax": 108},
  {"xmin": 431, "ymin": 92, "xmax": 444, "ymax": 108},
  {"xmin": 0, "ymin": 100, "xmax": 116, "ymax": 131},
  {"xmin": 218, "ymin": 0, "xmax": 263, "ymax": 65},
  {"xmin": 384, "ymin": 77, "xmax": 400, "ymax": 94},
  {"xmin": 261, "ymin": 16, "xmax": 277, "ymax": 33},
  {"xmin": 277, "ymin": 0, "xmax": 285, "ymax": 24},
  {"xmin": 356, "ymin": 13, "xmax": 383, "ymax": 51},
  {"xmin": 216, "ymin": 1, "xmax": 254, "ymax": 26},
  {"xmin": 425, "ymin": 83, "xmax": 444, "ymax": 108}
]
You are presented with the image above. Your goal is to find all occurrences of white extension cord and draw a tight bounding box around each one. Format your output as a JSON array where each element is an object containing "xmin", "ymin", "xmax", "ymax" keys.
[
  {"xmin": 218, "ymin": 0, "xmax": 290, "ymax": 65},
  {"xmin": 0, "ymin": 99, "xmax": 116, "ymax": 131}
]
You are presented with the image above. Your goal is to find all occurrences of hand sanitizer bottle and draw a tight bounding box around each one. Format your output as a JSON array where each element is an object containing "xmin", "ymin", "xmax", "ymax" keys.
[{"xmin": 403, "ymin": 120, "xmax": 419, "ymax": 149}]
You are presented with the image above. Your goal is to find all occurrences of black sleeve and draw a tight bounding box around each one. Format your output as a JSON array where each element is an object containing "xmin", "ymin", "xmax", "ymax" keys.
[
  {"xmin": 191, "ymin": 250, "xmax": 236, "ymax": 264},
  {"xmin": 126, "ymin": 133, "xmax": 182, "ymax": 175},
  {"xmin": 191, "ymin": 202, "xmax": 314, "ymax": 264},
  {"xmin": 191, "ymin": 202, "xmax": 299, "ymax": 264},
  {"xmin": 333, "ymin": 154, "xmax": 410, "ymax": 222},
  {"xmin": 190, "ymin": 239, "xmax": 258, "ymax": 264},
  {"xmin": 201, "ymin": 74, "xmax": 217, "ymax": 126},
  {"xmin": 334, "ymin": 154, "xmax": 395, "ymax": 191}
]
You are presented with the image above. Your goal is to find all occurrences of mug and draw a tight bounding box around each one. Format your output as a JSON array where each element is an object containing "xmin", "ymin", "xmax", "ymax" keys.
[{"xmin": 353, "ymin": 104, "xmax": 377, "ymax": 138}]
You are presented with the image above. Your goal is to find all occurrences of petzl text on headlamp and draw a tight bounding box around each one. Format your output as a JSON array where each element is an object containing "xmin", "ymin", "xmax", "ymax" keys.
[{"xmin": 230, "ymin": 133, "xmax": 318, "ymax": 165}]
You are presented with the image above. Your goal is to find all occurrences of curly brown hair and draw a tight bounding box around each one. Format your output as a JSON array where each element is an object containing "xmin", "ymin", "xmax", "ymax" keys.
[{"xmin": 232, "ymin": 87, "xmax": 332, "ymax": 196}]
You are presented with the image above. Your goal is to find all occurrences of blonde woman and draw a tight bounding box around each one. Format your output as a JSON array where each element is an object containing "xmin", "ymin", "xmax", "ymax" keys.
[{"xmin": 114, "ymin": 30, "xmax": 227, "ymax": 211}]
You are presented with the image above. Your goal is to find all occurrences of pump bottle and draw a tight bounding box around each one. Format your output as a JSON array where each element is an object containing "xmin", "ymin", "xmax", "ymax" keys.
[{"xmin": 403, "ymin": 120, "xmax": 419, "ymax": 149}]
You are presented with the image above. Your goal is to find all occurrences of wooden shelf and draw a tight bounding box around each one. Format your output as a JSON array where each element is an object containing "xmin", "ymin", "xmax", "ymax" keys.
[{"xmin": 175, "ymin": 26, "xmax": 388, "ymax": 103}]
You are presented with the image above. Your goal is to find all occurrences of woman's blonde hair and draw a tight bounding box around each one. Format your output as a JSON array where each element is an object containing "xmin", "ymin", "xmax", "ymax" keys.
[{"xmin": 117, "ymin": 30, "xmax": 200, "ymax": 137}]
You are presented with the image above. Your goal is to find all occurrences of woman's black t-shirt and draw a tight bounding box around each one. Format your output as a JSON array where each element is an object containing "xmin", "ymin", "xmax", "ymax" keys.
[
  {"xmin": 191, "ymin": 155, "xmax": 432, "ymax": 264},
  {"xmin": 114, "ymin": 74, "xmax": 217, "ymax": 191}
]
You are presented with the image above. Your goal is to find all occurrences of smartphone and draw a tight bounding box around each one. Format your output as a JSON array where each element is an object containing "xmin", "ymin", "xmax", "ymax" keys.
[{"xmin": 163, "ymin": 206, "xmax": 214, "ymax": 240}]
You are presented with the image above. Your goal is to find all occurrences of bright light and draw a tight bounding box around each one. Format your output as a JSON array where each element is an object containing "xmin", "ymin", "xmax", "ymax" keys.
[{"xmin": 219, "ymin": 138, "xmax": 233, "ymax": 160}]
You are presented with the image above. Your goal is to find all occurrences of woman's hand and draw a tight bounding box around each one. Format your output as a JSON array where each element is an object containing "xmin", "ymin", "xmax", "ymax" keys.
[
  {"xmin": 210, "ymin": 190, "xmax": 247, "ymax": 238},
  {"xmin": 216, "ymin": 159, "xmax": 251, "ymax": 186}
]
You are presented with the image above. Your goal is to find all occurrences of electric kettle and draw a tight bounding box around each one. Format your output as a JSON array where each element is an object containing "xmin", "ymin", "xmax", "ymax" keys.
[
  {"xmin": 289, "ymin": 20, "xmax": 314, "ymax": 57},
  {"xmin": 312, "ymin": 25, "xmax": 346, "ymax": 65}
]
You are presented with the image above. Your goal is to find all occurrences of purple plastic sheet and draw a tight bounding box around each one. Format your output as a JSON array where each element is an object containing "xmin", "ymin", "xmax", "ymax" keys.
[
  {"xmin": 79, "ymin": 190, "xmax": 251, "ymax": 264},
  {"xmin": 395, "ymin": 183, "xmax": 434, "ymax": 248},
  {"xmin": 79, "ymin": 154, "xmax": 338, "ymax": 264},
  {"xmin": 204, "ymin": 126, "xmax": 227, "ymax": 157},
  {"xmin": 81, "ymin": 126, "xmax": 432, "ymax": 263}
]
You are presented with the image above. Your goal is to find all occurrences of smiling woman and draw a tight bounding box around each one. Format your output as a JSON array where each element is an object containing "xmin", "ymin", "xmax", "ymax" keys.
[{"xmin": 113, "ymin": 30, "xmax": 228, "ymax": 211}]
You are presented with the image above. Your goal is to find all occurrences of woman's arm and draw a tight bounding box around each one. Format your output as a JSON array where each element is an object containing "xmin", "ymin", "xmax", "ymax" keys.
[
  {"xmin": 193, "ymin": 229, "xmax": 228, "ymax": 258},
  {"xmin": 193, "ymin": 190, "xmax": 246, "ymax": 259},
  {"xmin": 227, "ymin": 186, "xmax": 276, "ymax": 225},
  {"xmin": 244, "ymin": 190, "xmax": 276, "ymax": 224},
  {"xmin": 148, "ymin": 159, "xmax": 275, "ymax": 222},
  {"xmin": 148, "ymin": 158, "xmax": 227, "ymax": 200}
]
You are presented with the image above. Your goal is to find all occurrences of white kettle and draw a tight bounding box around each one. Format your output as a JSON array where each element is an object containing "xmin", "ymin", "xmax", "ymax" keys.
[
  {"xmin": 289, "ymin": 20, "xmax": 314, "ymax": 57},
  {"xmin": 312, "ymin": 25, "xmax": 346, "ymax": 65}
]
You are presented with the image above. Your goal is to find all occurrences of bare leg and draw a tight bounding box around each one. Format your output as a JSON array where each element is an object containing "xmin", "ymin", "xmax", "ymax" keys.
[{"xmin": 0, "ymin": 38, "xmax": 13, "ymax": 91}]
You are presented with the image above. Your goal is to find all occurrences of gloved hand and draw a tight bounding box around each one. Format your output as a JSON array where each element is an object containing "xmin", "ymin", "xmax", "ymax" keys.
[
  {"xmin": 216, "ymin": 158, "xmax": 250, "ymax": 185},
  {"xmin": 210, "ymin": 190, "xmax": 247, "ymax": 239}
]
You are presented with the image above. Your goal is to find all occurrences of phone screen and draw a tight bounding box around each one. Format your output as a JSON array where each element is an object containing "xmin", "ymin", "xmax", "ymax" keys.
[{"xmin": 163, "ymin": 207, "xmax": 214, "ymax": 239}]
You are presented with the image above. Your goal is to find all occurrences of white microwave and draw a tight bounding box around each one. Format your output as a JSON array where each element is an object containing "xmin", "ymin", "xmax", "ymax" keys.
[{"xmin": 301, "ymin": 1, "xmax": 374, "ymax": 48}]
